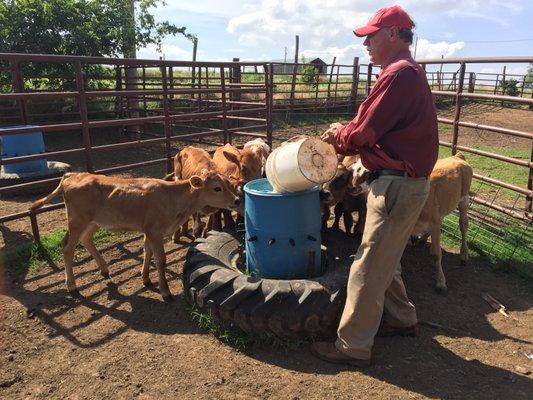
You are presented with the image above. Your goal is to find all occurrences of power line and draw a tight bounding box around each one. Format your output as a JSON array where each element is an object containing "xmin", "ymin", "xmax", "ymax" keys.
[{"xmin": 422, "ymin": 37, "xmax": 533, "ymax": 43}]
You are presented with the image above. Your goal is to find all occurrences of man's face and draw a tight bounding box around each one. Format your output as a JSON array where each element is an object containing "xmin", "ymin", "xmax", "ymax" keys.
[{"xmin": 363, "ymin": 27, "xmax": 394, "ymax": 65}]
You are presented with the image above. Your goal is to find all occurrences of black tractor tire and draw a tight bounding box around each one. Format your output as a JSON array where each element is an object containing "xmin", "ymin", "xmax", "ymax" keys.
[{"xmin": 183, "ymin": 231, "xmax": 348, "ymax": 339}]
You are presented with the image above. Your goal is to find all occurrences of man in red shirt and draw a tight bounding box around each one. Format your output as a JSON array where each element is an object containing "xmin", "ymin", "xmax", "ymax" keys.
[{"xmin": 311, "ymin": 5, "xmax": 438, "ymax": 366}]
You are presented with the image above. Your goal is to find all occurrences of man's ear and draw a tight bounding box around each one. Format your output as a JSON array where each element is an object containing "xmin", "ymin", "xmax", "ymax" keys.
[
  {"xmin": 223, "ymin": 150, "xmax": 241, "ymax": 165},
  {"xmin": 189, "ymin": 175, "xmax": 204, "ymax": 189}
]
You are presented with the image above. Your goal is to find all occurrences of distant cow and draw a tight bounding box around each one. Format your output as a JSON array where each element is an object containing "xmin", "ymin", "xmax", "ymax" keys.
[
  {"xmin": 412, "ymin": 153, "xmax": 473, "ymax": 292},
  {"xmin": 30, "ymin": 171, "xmax": 240, "ymax": 302}
]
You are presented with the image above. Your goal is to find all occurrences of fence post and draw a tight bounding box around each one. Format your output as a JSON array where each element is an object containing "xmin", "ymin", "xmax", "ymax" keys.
[
  {"xmin": 349, "ymin": 57, "xmax": 359, "ymax": 114},
  {"xmin": 289, "ymin": 35, "xmax": 299, "ymax": 112},
  {"xmin": 365, "ymin": 63, "xmax": 373, "ymax": 96},
  {"xmin": 468, "ymin": 72, "xmax": 476, "ymax": 93},
  {"xmin": 526, "ymin": 141, "xmax": 533, "ymax": 216},
  {"xmin": 327, "ymin": 56, "xmax": 336, "ymax": 101},
  {"xmin": 115, "ymin": 66, "xmax": 123, "ymax": 119},
  {"xmin": 160, "ymin": 64, "xmax": 172, "ymax": 173},
  {"xmin": 451, "ymin": 63, "xmax": 466, "ymax": 155},
  {"xmin": 264, "ymin": 63, "xmax": 273, "ymax": 148},
  {"xmin": 74, "ymin": 61, "xmax": 94, "ymax": 172},
  {"xmin": 10, "ymin": 60, "xmax": 28, "ymax": 124},
  {"xmin": 230, "ymin": 58, "xmax": 242, "ymax": 138},
  {"xmin": 220, "ymin": 67, "xmax": 228, "ymax": 144}
]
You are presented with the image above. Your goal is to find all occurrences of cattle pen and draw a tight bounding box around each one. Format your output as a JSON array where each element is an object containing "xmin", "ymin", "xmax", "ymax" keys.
[{"xmin": 0, "ymin": 52, "xmax": 532, "ymax": 275}]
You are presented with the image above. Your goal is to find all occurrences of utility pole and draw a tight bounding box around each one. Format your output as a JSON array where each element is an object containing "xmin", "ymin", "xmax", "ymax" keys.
[
  {"xmin": 284, "ymin": 46, "xmax": 287, "ymax": 63},
  {"xmin": 413, "ymin": 35, "xmax": 419, "ymax": 60}
]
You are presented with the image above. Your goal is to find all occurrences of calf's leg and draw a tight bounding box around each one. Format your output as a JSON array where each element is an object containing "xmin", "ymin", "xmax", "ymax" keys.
[
  {"xmin": 62, "ymin": 221, "xmax": 89, "ymax": 294},
  {"xmin": 141, "ymin": 235, "xmax": 153, "ymax": 287},
  {"xmin": 428, "ymin": 220, "xmax": 446, "ymax": 293},
  {"xmin": 146, "ymin": 233, "xmax": 172, "ymax": 302},
  {"xmin": 79, "ymin": 223, "xmax": 109, "ymax": 278}
]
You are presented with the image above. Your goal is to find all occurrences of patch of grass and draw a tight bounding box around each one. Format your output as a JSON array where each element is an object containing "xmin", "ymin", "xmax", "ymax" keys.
[
  {"xmin": 187, "ymin": 301, "xmax": 251, "ymax": 350},
  {"xmin": 441, "ymin": 211, "xmax": 533, "ymax": 281},
  {"xmin": 3, "ymin": 228, "xmax": 114, "ymax": 279},
  {"xmin": 439, "ymin": 145, "xmax": 529, "ymax": 187},
  {"xmin": 186, "ymin": 301, "xmax": 309, "ymax": 352}
]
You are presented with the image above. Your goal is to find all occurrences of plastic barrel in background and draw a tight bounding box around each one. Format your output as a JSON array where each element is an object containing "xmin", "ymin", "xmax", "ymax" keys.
[{"xmin": 0, "ymin": 126, "xmax": 47, "ymax": 174}]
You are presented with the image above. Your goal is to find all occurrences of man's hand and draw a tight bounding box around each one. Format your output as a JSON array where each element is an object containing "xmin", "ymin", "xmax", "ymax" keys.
[{"xmin": 321, "ymin": 122, "xmax": 343, "ymax": 145}]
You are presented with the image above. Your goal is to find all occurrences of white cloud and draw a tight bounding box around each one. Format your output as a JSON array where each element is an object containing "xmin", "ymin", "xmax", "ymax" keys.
[
  {"xmin": 414, "ymin": 39, "xmax": 465, "ymax": 59},
  {"xmin": 226, "ymin": 0, "xmax": 522, "ymax": 61},
  {"xmin": 137, "ymin": 43, "xmax": 194, "ymax": 61}
]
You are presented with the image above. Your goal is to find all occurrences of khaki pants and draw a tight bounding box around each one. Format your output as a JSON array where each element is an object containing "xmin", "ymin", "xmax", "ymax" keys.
[{"xmin": 335, "ymin": 175, "xmax": 430, "ymax": 360}]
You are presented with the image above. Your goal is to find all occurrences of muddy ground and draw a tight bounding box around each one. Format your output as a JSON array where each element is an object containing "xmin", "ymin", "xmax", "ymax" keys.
[{"xmin": 1, "ymin": 104, "xmax": 532, "ymax": 399}]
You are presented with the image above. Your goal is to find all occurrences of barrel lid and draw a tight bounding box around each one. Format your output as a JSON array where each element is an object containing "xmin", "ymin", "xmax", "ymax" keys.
[
  {"xmin": 244, "ymin": 178, "xmax": 318, "ymax": 197},
  {"xmin": 296, "ymin": 137, "xmax": 337, "ymax": 184}
]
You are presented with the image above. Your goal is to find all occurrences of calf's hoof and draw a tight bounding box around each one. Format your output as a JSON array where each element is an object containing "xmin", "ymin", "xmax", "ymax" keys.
[
  {"xmin": 162, "ymin": 294, "xmax": 174, "ymax": 303},
  {"xmin": 435, "ymin": 284, "xmax": 448, "ymax": 294},
  {"xmin": 101, "ymin": 270, "xmax": 110, "ymax": 279},
  {"xmin": 68, "ymin": 288, "xmax": 81, "ymax": 298},
  {"xmin": 143, "ymin": 279, "xmax": 153, "ymax": 288}
]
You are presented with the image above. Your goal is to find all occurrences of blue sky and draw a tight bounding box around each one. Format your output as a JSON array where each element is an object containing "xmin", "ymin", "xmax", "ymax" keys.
[{"xmin": 138, "ymin": 1, "xmax": 533, "ymax": 75}]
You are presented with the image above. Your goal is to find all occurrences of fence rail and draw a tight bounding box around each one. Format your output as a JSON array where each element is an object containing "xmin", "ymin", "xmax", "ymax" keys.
[{"xmin": 0, "ymin": 53, "xmax": 532, "ymax": 244}]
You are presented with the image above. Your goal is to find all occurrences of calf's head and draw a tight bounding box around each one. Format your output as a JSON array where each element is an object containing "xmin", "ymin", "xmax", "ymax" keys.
[{"xmin": 190, "ymin": 170, "xmax": 240, "ymax": 210}]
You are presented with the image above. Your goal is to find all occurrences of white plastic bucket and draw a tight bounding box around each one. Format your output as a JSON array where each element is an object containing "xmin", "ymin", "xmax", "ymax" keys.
[{"xmin": 266, "ymin": 136, "xmax": 338, "ymax": 193}]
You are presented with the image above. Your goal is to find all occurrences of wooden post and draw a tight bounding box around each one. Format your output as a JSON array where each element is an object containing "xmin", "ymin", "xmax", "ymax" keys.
[
  {"xmin": 349, "ymin": 57, "xmax": 359, "ymax": 114},
  {"xmin": 115, "ymin": 66, "xmax": 123, "ymax": 119},
  {"xmin": 29, "ymin": 210, "xmax": 40, "ymax": 243},
  {"xmin": 451, "ymin": 63, "xmax": 466, "ymax": 155},
  {"xmin": 74, "ymin": 61, "xmax": 94, "ymax": 172},
  {"xmin": 365, "ymin": 63, "xmax": 373, "ymax": 96},
  {"xmin": 468, "ymin": 72, "xmax": 476, "ymax": 93},
  {"xmin": 327, "ymin": 56, "xmax": 336, "ymax": 100},
  {"xmin": 142, "ymin": 67, "xmax": 147, "ymax": 116},
  {"xmin": 289, "ymin": 35, "xmax": 299, "ymax": 111}
]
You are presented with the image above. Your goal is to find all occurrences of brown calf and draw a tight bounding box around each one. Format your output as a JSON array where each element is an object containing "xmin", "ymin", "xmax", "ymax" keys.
[
  {"xmin": 169, "ymin": 146, "xmax": 243, "ymax": 240},
  {"xmin": 412, "ymin": 153, "xmax": 473, "ymax": 292},
  {"xmin": 30, "ymin": 171, "xmax": 240, "ymax": 302}
]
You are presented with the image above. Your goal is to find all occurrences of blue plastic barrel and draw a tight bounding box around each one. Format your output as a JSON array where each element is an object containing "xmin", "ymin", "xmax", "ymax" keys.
[
  {"xmin": 0, "ymin": 126, "xmax": 47, "ymax": 174},
  {"xmin": 244, "ymin": 178, "xmax": 322, "ymax": 279}
]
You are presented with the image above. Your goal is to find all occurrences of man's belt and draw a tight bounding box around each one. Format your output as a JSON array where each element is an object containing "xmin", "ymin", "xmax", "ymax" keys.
[{"xmin": 367, "ymin": 169, "xmax": 408, "ymax": 184}]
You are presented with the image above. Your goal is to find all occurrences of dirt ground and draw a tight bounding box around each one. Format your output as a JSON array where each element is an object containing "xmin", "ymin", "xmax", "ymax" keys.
[
  {"xmin": 1, "ymin": 107, "xmax": 532, "ymax": 399},
  {"xmin": 1, "ymin": 226, "xmax": 532, "ymax": 399}
]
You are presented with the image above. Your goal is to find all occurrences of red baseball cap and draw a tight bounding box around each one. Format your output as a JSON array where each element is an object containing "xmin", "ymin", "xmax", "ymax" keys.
[{"xmin": 354, "ymin": 5, "xmax": 414, "ymax": 37}]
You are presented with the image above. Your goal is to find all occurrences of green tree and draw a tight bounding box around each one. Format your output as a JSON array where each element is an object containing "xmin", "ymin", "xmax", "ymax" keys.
[
  {"xmin": 0, "ymin": 0, "xmax": 193, "ymax": 89},
  {"xmin": 524, "ymin": 63, "xmax": 533, "ymax": 89},
  {"xmin": 0, "ymin": 0, "xmax": 192, "ymax": 57},
  {"xmin": 500, "ymin": 79, "xmax": 519, "ymax": 97}
]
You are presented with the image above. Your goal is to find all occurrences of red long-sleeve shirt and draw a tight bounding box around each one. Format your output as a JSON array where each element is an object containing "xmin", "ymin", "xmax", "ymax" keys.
[{"xmin": 333, "ymin": 50, "xmax": 438, "ymax": 178}]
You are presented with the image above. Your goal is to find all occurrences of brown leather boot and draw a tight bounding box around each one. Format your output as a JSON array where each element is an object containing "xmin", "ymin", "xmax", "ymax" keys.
[
  {"xmin": 376, "ymin": 322, "xmax": 419, "ymax": 338},
  {"xmin": 310, "ymin": 342, "xmax": 371, "ymax": 367}
]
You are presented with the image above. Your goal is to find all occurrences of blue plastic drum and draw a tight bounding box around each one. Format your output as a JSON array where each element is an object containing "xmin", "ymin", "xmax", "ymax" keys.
[
  {"xmin": 0, "ymin": 126, "xmax": 47, "ymax": 174},
  {"xmin": 244, "ymin": 178, "xmax": 322, "ymax": 279}
]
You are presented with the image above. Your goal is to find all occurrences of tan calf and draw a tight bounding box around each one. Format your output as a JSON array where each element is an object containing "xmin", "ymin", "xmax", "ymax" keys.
[
  {"xmin": 412, "ymin": 153, "xmax": 473, "ymax": 292},
  {"xmin": 169, "ymin": 146, "xmax": 243, "ymax": 240},
  {"xmin": 30, "ymin": 171, "xmax": 240, "ymax": 302}
]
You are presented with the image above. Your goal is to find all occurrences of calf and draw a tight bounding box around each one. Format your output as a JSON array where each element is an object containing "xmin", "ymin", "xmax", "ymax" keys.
[
  {"xmin": 210, "ymin": 143, "xmax": 264, "ymax": 230},
  {"xmin": 30, "ymin": 170, "xmax": 240, "ymax": 302},
  {"xmin": 242, "ymin": 138, "xmax": 271, "ymax": 176},
  {"xmin": 411, "ymin": 153, "xmax": 473, "ymax": 292},
  {"xmin": 320, "ymin": 155, "xmax": 368, "ymax": 234},
  {"xmin": 168, "ymin": 146, "xmax": 243, "ymax": 240}
]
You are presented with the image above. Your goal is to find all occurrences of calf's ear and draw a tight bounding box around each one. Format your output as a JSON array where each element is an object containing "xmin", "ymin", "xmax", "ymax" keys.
[
  {"xmin": 189, "ymin": 175, "xmax": 205, "ymax": 189},
  {"xmin": 223, "ymin": 150, "xmax": 241, "ymax": 165}
]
